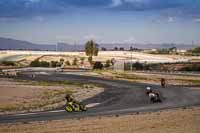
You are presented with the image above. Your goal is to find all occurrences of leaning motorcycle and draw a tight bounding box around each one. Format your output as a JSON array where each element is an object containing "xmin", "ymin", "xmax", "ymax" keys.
[{"xmin": 65, "ymin": 101, "xmax": 87, "ymax": 112}]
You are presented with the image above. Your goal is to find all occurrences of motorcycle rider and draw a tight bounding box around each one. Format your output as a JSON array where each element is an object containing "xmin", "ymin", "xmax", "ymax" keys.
[
  {"xmin": 65, "ymin": 94, "xmax": 76, "ymax": 103},
  {"xmin": 161, "ymin": 78, "xmax": 166, "ymax": 88},
  {"xmin": 146, "ymin": 86, "xmax": 152, "ymax": 95},
  {"xmin": 146, "ymin": 87, "xmax": 161, "ymax": 103},
  {"xmin": 65, "ymin": 94, "xmax": 80, "ymax": 109}
]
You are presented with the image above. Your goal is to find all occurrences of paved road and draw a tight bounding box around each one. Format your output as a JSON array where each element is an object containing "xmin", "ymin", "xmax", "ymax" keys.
[{"xmin": 1, "ymin": 72, "xmax": 200, "ymax": 123}]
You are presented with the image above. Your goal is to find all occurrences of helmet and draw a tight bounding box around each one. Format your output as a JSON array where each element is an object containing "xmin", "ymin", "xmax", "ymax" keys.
[
  {"xmin": 65, "ymin": 94, "xmax": 71, "ymax": 99},
  {"xmin": 146, "ymin": 87, "xmax": 151, "ymax": 90}
]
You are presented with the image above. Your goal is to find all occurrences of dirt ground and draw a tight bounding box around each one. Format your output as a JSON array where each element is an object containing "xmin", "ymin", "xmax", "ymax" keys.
[
  {"xmin": 0, "ymin": 78, "xmax": 104, "ymax": 115},
  {"xmin": 0, "ymin": 107, "xmax": 199, "ymax": 133}
]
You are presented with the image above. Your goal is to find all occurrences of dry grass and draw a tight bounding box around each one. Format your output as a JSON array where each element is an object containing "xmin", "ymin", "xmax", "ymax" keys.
[
  {"xmin": 0, "ymin": 107, "xmax": 200, "ymax": 133},
  {"xmin": 0, "ymin": 78, "xmax": 104, "ymax": 115},
  {"xmin": 91, "ymin": 70, "xmax": 200, "ymax": 87}
]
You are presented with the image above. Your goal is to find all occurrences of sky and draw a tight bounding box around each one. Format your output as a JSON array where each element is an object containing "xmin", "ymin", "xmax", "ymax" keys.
[{"xmin": 0, "ymin": 0, "xmax": 200, "ymax": 45}]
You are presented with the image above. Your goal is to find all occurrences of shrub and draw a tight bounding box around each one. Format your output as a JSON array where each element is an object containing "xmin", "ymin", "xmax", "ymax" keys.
[
  {"xmin": 60, "ymin": 58, "xmax": 64, "ymax": 63},
  {"xmin": 40, "ymin": 61, "xmax": 50, "ymax": 67},
  {"xmin": 50, "ymin": 61, "xmax": 62, "ymax": 67},
  {"xmin": 88, "ymin": 56, "xmax": 93, "ymax": 64},
  {"xmin": 30, "ymin": 60, "xmax": 40, "ymax": 67},
  {"xmin": 93, "ymin": 61, "xmax": 103, "ymax": 70},
  {"xmin": 180, "ymin": 64, "xmax": 200, "ymax": 71},
  {"xmin": 111, "ymin": 58, "xmax": 115, "ymax": 65},
  {"xmin": 80, "ymin": 57, "xmax": 85, "ymax": 65},
  {"xmin": 72, "ymin": 58, "xmax": 78, "ymax": 66},
  {"xmin": 30, "ymin": 60, "xmax": 50, "ymax": 67},
  {"xmin": 65, "ymin": 60, "xmax": 71, "ymax": 66},
  {"xmin": 132, "ymin": 62, "xmax": 143, "ymax": 70},
  {"xmin": 104, "ymin": 60, "xmax": 111, "ymax": 68},
  {"xmin": 1, "ymin": 61, "xmax": 16, "ymax": 66}
]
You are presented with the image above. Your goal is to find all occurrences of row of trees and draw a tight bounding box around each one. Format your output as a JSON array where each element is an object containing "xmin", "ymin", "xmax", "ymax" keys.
[
  {"xmin": 189, "ymin": 47, "xmax": 200, "ymax": 54},
  {"xmin": 101, "ymin": 47, "xmax": 140, "ymax": 51},
  {"xmin": 30, "ymin": 58, "xmax": 80, "ymax": 68},
  {"xmin": 93, "ymin": 59, "xmax": 114, "ymax": 70},
  {"xmin": 0, "ymin": 61, "xmax": 16, "ymax": 66},
  {"xmin": 29, "ymin": 40, "xmax": 109, "ymax": 68}
]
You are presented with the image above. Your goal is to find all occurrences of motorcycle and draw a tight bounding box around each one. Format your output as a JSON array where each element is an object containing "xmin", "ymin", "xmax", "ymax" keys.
[{"xmin": 65, "ymin": 101, "xmax": 87, "ymax": 112}]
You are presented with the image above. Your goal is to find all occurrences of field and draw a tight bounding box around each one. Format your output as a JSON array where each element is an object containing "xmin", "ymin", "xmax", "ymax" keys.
[{"xmin": 1, "ymin": 50, "xmax": 199, "ymax": 67}]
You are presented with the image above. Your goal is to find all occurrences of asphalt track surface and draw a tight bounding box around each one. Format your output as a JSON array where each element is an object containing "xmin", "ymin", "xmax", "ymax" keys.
[{"xmin": 1, "ymin": 72, "xmax": 200, "ymax": 123}]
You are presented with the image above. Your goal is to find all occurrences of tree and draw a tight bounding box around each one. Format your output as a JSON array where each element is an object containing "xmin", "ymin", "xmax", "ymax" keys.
[
  {"xmin": 1, "ymin": 61, "xmax": 15, "ymax": 66},
  {"xmin": 104, "ymin": 60, "xmax": 111, "ymax": 68},
  {"xmin": 114, "ymin": 47, "xmax": 118, "ymax": 51},
  {"xmin": 72, "ymin": 57, "xmax": 78, "ymax": 66},
  {"xmin": 30, "ymin": 60, "xmax": 50, "ymax": 67},
  {"xmin": 85, "ymin": 40, "xmax": 99, "ymax": 64},
  {"xmin": 65, "ymin": 60, "xmax": 71, "ymax": 66},
  {"xmin": 60, "ymin": 58, "xmax": 64, "ymax": 64},
  {"xmin": 101, "ymin": 47, "xmax": 107, "ymax": 51},
  {"xmin": 169, "ymin": 47, "xmax": 177, "ymax": 52},
  {"xmin": 111, "ymin": 58, "xmax": 116, "ymax": 65},
  {"xmin": 190, "ymin": 47, "xmax": 200, "ymax": 54},
  {"xmin": 93, "ymin": 62, "xmax": 103, "ymax": 70},
  {"xmin": 51, "ymin": 61, "xmax": 61, "ymax": 67},
  {"xmin": 80, "ymin": 57, "xmax": 85, "ymax": 65},
  {"xmin": 40, "ymin": 61, "xmax": 50, "ymax": 67},
  {"xmin": 30, "ymin": 60, "xmax": 40, "ymax": 67},
  {"xmin": 88, "ymin": 56, "xmax": 93, "ymax": 64},
  {"xmin": 119, "ymin": 47, "xmax": 124, "ymax": 51},
  {"xmin": 130, "ymin": 46, "xmax": 134, "ymax": 51}
]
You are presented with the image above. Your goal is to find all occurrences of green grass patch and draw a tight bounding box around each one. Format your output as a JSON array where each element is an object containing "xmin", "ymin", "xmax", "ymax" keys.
[{"xmin": 191, "ymin": 80, "xmax": 200, "ymax": 84}]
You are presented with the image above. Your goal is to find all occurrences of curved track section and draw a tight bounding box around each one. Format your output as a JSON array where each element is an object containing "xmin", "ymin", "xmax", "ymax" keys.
[{"xmin": 1, "ymin": 72, "xmax": 200, "ymax": 123}]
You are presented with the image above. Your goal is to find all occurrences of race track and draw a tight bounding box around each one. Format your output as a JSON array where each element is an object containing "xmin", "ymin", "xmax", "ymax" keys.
[{"xmin": 1, "ymin": 72, "xmax": 200, "ymax": 123}]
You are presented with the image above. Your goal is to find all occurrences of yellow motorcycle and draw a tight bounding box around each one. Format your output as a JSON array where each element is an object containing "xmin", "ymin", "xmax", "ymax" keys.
[{"xmin": 65, "ymin": 101, "xmax": 87, "ymax": 112}]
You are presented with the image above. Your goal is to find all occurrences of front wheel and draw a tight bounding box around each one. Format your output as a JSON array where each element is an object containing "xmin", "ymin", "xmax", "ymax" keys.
[{"xmin": 65, "ymin": 105, "xmax": 73, "ymax": 112}]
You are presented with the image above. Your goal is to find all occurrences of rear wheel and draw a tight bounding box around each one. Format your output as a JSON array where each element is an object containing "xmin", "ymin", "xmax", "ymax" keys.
[
  {"xmin": 80, "ymin": 103, "xmax": 87, "ymax": 111},
  {"xmin": 73, "ymin": 103, "xmax": 81, "ymax": 112}
]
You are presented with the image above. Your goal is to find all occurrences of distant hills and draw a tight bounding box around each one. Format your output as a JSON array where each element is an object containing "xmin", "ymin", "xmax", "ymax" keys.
[
  {"xmin": 0, "ymin": 37, "xmax": 84, "ymax": 51},
  {"xmin": 0, "ymin": 37, "xmax": 198, "ymax": 51}
]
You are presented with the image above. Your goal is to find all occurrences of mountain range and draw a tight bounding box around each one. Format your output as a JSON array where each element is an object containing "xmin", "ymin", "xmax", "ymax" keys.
[{"xmin": 0, "ymin": 37, "xmax": 198, "ymax": 51}]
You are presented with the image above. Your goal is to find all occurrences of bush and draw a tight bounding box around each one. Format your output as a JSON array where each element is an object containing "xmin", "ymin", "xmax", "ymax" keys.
[
  {"xmin": 104, "ymin": 60, "xmax": 111, "ymax": 68},
  {"xmin": 1, "ymin": 61, "xmax": 16, "ymax": 66},
  {"xmin": 65, "ymin": 60, "xmax": 71, "ymax": 66},
  {"xmin": 30, "ymin": 60, "xmax": 40, "ymax": 67},
  {"xmin": 72, "ymin": 58, "xmax": 78, "ymax": 66},
  {"xmin": 80, "ymin": 57, "xmax": 85, "ymax": 65},
  {"xmin": 30, "ymin": 60, "xmax": 50, "ymax": 67},
  {"xmin": 93, "ymin": 61, "xmax": 103, "ymax": 70},
  {"xmin": 111, "ymin": 58, "xmax": 115, "ymax": 65},
  {"xmin": 60, "ymin": 58, "xmax": 64, "ymax": 63},
  {"xmin": 190, "ymin": 47, "xmax": 200, "ymax": 54},
  {"xmin": 40, "ymin": 61, "xmax": 50, "ymax": 67},
  {"xmin": 88, "ymin": 56, "xmax": 93, "ymax": 64},
  {"xmin": 51, "ymin": 61, "xmax": 61, "ymax": 67},
  {"xmin": 180, "ymin": 64, "xmax": 200, "ymax": 71},
  {"xmin": 132, "ymin": 62, "xmax": 144, "ymax": 70}
]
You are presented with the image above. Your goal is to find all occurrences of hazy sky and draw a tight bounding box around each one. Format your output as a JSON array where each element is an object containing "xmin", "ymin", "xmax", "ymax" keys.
[{"xmin": 0, "ymin": 0, "xmax": 200, "ymax": 44}]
